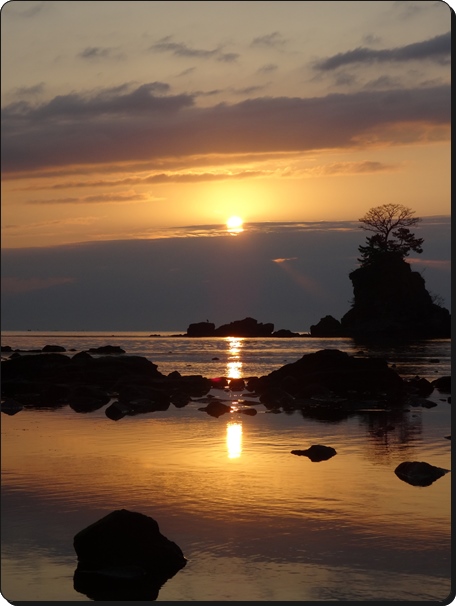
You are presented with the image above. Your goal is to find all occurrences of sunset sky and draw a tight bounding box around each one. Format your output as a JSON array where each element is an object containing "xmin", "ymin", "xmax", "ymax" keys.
[{"xmin": 1, "ymin": 1, "xmax": 451, "ymax": 331}]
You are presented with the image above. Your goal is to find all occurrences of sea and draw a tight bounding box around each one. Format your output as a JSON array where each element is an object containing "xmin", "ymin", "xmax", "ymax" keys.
[{"xmin": 0, "ymin": 331, "xmax": 452, "ymax": 602}]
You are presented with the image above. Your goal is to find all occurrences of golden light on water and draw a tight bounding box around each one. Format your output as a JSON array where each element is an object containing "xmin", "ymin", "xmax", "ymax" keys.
[
  {"xmin": 226, "ymin": 337, "xmax": 244, "ymax": 379},
  {"xmin": 226, "ymin": 421, "xmax": 243, "ymax": 459}
]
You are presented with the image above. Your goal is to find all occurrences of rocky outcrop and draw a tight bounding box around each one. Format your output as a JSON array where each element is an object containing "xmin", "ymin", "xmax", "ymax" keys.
[
  {"xmin": 185, "ymin": 318, "xmax": 305, "ymax": 337},
  {"xmin": 73, "ymin": 509, "xmax": 186, "ymax": 600},
  {"xmin": 340, "ymin": 255, "xmax": 450, "ymax": 339},
  {"xmin": 262, "ymin": 349, "xmax": 404, "ymax": 399},
  {"xmin": 310, "ymin": 315, "xmax": 343, "ymax": 337},
  {"xmin": 0, "ymin": 350, "xmax": 211, "ymax": 415}
]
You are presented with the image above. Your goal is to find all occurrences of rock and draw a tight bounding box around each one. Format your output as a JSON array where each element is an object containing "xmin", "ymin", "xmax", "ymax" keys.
[
  {"xmin": 198, "ymin": 400, "xmax": 231, "ymax": 417},
  {"xmin": 229, "ymin": 378, "xmax": 245, "ymax": 391},
  {"xmin": 42, "ymin": 344, "xmax": 66, "ymax": 352},
  {"xmin": 431, "ymin": 376, "xmax": 451, "ymax": 393},
  {"xmin": 186, "ymin": 317, "xmax": 276, "ymax": 338},
  {"xmin": 237, "ymin": 408, "xmax": 257, "ymax": 416},
  {"xmin": 310, "ymin": 315, "xmax": 343, "ymax": 337},
  {"xmin": 271, "ymin": 329, "xmax": 301, "ymax": 338},
  {"xmin": 260, "ymin": 349, "xmax": 405, "ymax": 400},
  {"xmin": 186, "ymin": 321, "xmax": 216, "ymax": 337},
  {"xmin": 406, "ymin": 376, "xmax": 434, "ymax": 397},
  {"xmin": 394, "ymin": 461, "xmax": 450, "ymax": 486},
  {"xmin": 340, "ymin": 255, "xmax": 451, "ymax": 339},
  {"xmin": 73, "ymin": 509, "xmax": 186, "ymax": 600},
  {"xmin": 1, "ymin": 397, "xmax": 24, "ymax": 416},
  {"xmin": 105, "ymin": 401, "xmax": 130, "ymax": 421},
  {"xmin": 291, "ymin": 444, "xmax": 337, "ymax": 462},
  {"xmin": 87, "ymin": 345, "xmax": 126, "ymax": 355},
  {"xmin": 214, "ymin": 317, "xmax": 274, "ymax": 337}
]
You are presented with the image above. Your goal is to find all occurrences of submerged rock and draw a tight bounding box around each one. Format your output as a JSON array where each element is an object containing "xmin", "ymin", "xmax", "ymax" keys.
[
  {"xmin": 73, "ymin": 509, "xmax": 186, "ymax": 601},
  {"xmin": 394, "ymin": 461, "xmax": 450, "ymax": 487},
  {"xmin": 291, "ymin": 444, "xmax": 337, "ymax": 462}
]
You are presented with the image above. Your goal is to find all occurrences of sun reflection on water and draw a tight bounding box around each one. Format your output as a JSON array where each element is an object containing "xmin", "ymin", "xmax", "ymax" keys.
[
  {"xmin": 226, "ymin": 337, "xmax": 244, "ymax": 379},
  {"xmin": 226, "ymin": 421, "xmax": 243, "ymax": 459}
]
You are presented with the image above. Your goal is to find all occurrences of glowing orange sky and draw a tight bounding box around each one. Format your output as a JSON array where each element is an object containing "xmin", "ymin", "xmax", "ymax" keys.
[{"xmin": 1, "ymin": 1, "xmax": 451, "ymax": 249}]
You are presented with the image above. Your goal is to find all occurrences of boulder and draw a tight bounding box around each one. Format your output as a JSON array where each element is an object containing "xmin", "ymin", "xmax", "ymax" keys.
[
  {"xmin": 73, "ymin": 509, "xmax": 186, "ymax": 600},
  {"xmin": 42, "ymin": 344, "xmax": 66, "ymax": 352},
  {"xmin": 394, "ymin": 461, "xmax": 450, "ymax": 486},
  {"xmin": 291, "ymin": 444, "xmax": 337, "ymax": 462},
  {"xmin": 229, "ymin": 378, "xmax": 245, "ymax": 391}
]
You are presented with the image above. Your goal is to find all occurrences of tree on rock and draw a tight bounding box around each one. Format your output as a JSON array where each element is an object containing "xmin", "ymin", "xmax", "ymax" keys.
[
  {"xmin": 358, "ymin": 204, "xmax": 424, "ymax": 265},
  {"xmin": 339, "ymin": 204, "xmax": 450, "ymax": 339}
]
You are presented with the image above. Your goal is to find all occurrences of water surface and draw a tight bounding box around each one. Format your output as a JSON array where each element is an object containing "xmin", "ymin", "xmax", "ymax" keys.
[{"xmin": 1, "ymin": 334, "xmax": 451, "ymax": 601}]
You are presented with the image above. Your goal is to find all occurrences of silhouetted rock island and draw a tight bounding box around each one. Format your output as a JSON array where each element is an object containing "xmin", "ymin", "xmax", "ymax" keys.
[
  {"xmin": 186, "ymin": 317, "xmax": 302, "ymax": 337},
  {"xmin": 311, "ymin": 255, "xmax": 450, "ymax": 339}
]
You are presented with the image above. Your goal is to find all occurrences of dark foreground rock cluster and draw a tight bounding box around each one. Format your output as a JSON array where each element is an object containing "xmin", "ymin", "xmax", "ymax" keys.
[{"xmin": 1, "ymin": 347, "xmax": 450, "ymax": 421}]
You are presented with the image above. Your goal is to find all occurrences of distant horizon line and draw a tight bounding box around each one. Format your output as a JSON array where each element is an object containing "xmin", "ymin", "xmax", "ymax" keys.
[{"xmin": 2, "ymin": 214, "xmax": 450, "ymax": 251}]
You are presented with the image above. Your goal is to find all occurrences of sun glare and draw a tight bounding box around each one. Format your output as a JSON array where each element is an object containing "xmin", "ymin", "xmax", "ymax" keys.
[{"xmin": 226, "ymin": 216, "xmax": 244, "ymax": 233}]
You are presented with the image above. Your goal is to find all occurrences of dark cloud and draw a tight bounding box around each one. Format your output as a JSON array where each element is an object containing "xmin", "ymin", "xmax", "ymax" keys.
[
  {"xmin": 11, "ymin": 83, "xmax": 45, "ymax": 98},
  {"xmin": 150, "ymin": 37, "xmax": 238, "ymax": 62},
  {"xmin": 151, "ymin": 37, "xmax": 217, "ymax": 58},
  {"xmin": 26, "ymin": 192, "xmax": 148, "ymax": 205},
  {"xmin": 1, "ymin": 83, "xmax": 450, "ymax": 173},
  {"xmin": 78, "ymin": 46, "xmax": 124, "ymax": 61},
  {"xmin": 1, "ymin": 219, "xmax": 449, "ymax": 331},
  {"xmin": 314, "ymin": 32, "xmax": 450, "ymax": 71},
  {"xmin": 257, "ymin": 63, "xmax": 278, "ymax": 74},
  {"xmin": 251, "ymin": 32, "xmax": 287, "ymax": 48}
]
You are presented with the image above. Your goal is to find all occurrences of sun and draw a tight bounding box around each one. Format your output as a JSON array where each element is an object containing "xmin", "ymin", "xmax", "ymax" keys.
[{"xmin": 226, "ymin": 216, "xmax": 244, "ymax": 232}]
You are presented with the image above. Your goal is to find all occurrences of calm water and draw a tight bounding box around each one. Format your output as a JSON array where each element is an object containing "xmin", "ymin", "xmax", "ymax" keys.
[{"xmin": 1, "ymin": 332, "xmax": 452, "ymax": 602}]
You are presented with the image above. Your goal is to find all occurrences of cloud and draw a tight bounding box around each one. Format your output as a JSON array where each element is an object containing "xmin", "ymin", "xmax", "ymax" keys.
[
  {"xmin": 314, "ymin": 32, "xmax": 450, "ymax": 71},
  {"xmin": 150, "ymin": 37, "xmax": 239, "ymax": 62},
  {"xmin": 305, "ymin": 161, "xmax": 399, "ymax": 176},
  {"xmin": 251, "ymin": 32, "xmax": 287, "ymax": 48},
  {"xmin": 257, "ymin": 63, "xmax": 278, "ymax": 74},
  {"xmin": 25, "ymin": 192, "xmax": 149, "ymax": 205},
  {"xmin": 78, "ymin": 46, "xmax": 124, "ymax": 61},
  {"xmin": 1, "ymin": 83, "xmax": 450, "ymax": 173}
]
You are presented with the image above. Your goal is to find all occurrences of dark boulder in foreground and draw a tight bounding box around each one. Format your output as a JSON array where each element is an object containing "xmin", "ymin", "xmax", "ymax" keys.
[
  {"xmin": 291, "ymin": 444, "xmax": 337, "ymax": 462},
  {"xmin": 73, "ymin": 509, "xmax": 186, "ymax": 601},
  {"xmin": 394, "ymin": 461, "xmax": 450, "ymax": 487}
]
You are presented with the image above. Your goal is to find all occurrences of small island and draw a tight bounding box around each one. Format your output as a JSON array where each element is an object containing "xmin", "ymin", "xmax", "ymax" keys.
[{"xmin": 185, "ymin": 317, "xmax": 303, "ymax": 338}]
